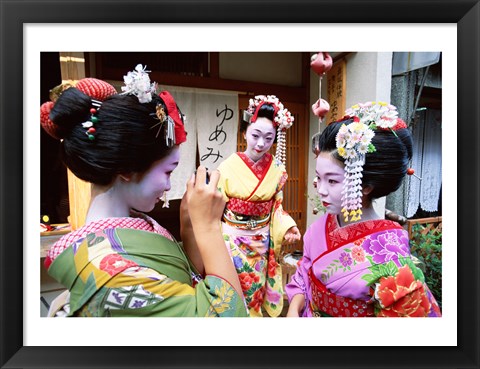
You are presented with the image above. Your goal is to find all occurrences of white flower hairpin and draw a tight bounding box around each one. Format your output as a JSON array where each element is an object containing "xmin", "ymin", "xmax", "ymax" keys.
[
  {"xmin": 335, "ymin": 101, "xmax": 407, "ymax": 223},
  {"xmin": 336, "ymin": 119, "xmax": 376, "ymax": 222},
  {"xmin": 121, "ymin": 64, "xmax": 157, "ymax": 103}
]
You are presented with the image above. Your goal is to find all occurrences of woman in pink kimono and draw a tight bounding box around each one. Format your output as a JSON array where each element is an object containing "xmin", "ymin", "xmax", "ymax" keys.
[
  {"xmin": 286, "ymin": 102, "xmax": 441, "ymax": 317},
  {"xmin": 213, "ymin": 95, "xmax": 301, "ymax": 317}
]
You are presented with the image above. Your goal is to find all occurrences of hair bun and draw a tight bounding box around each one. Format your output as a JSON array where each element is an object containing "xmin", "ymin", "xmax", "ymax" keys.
[
  {"xmin": 40, "ymin": 78, "xmax": 117, "ymax": 140},
  {"xmin": 75, "ymin": 78, "xmax": 117, "ymax": 101},
  {"xmin": 40, "ymin": 101, "xmax": 62, "ymax": 139}
]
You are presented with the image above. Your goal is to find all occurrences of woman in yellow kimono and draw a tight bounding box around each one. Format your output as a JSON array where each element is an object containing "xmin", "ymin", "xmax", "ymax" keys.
[{"xmin": 218, "ymin": 95, "xmax": 302, "ymax": 317}]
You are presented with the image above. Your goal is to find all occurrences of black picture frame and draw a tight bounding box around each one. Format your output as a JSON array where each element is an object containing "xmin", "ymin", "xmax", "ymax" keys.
[{"xmin": 1, "ymin": 1, "xmax": 478, "ymax": 368}]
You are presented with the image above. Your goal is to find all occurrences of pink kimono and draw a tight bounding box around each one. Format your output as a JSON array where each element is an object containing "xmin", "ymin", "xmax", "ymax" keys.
[{"xmin": 286, "ymin": 214, "xmax": 442, "ymax": 317}]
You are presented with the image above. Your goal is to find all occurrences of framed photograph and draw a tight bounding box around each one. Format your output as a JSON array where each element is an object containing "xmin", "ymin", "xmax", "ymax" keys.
[{"xmin": 1, "ymin": 0, "xmax": 478, "ymax": 368}]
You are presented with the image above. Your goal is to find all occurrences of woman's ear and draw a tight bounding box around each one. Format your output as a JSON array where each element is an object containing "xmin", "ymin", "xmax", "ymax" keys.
[
  {"xmin": 119, "ymin": 173, "xmax": 133, "ymax": 182},
  {"xmin": 362, "ymin": 185, "xmax": 374, "ymax": 195}
]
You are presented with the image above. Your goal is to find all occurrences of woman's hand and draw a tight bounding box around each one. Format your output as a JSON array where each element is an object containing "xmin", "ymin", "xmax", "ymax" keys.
[
  {"xmin": 179, "ymin": 189, "xmax": 204, "ymax": 275},
  {"xmin": 286, "ymin": 309, "xmax": 300, "ymax": 317},
  {"xmin": 179, "ymin": 191, "xmax": 192, "ymax": 232},
  {"xmin": 283, "ymin": 226, "xmax": 301, "ymax": 245},
  {"xmin": 286, "ymin": 294, "xmax": 305, "ymax": 317},
  {"xmin": 185, "ymin": 166, "xmax": 225, "ymax": 233},
  {"xmin": 184, "ymin": 166, "xmax": 242, "ymax": 297}
]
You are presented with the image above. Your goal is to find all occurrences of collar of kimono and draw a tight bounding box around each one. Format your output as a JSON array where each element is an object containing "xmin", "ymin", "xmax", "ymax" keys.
[{"xmin": 325, "ymin": 213, "xmax": 404, "ymax": 251}]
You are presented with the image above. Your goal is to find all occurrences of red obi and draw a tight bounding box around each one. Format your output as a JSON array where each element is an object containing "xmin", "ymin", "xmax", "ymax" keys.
[
  {"xmin": 308, "ymin": 269, "xmax": 374, "ymax": 317},
  {"xmin": 226, "ymin": 198, "xmax": 273, "ymax": 217}
]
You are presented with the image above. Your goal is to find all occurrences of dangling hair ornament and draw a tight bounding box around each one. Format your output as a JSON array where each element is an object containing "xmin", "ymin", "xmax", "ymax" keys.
[
  {"xmin": 82, "ymin": 99, "xmax": 102, "ymax": 141},
  {"xmin": 245, "ymin": 95, "xmax": 294, "ymax": 165},
  {"xmin": 336, "ymin": 101, "xmax": 406, "ymax": 222},
  {"xmin": 165, "ymin": 116, "xmax": 175, "ymax": 147},
  {"xmin": 161, "ymin": 192, "xmax": 169, "ymax": 208},
  {"xmin": 150, "ymin": 105, "xmax": 176, "ymax": 147},
  {"xmin": 121, "ymin": 64, "xmax": 156, "ymax": 103}
]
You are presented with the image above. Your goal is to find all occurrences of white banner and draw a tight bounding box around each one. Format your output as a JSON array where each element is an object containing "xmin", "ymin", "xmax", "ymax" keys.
[
  {"xmin": 159, "ymin": 86, "xmax": 238, "ymax": 201},
  {"xmin": 196, "ymin": 92, "xmax": 238, "ymax": 171}
]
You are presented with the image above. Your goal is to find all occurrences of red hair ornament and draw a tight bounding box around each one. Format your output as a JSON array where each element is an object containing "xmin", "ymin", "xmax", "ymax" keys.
[
  {"xmin": 159, "ymin": 90, "xmax": 187, "ymax": 145},
  {"xmin": 40, "ymin": 78, "xmax": 117, "ymax": 140}
]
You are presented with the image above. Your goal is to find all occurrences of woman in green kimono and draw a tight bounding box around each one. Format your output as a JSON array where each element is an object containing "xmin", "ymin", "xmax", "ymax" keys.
[{"xmin": 42, "ymin": 65, "xmax": 246, "ymax": 317}]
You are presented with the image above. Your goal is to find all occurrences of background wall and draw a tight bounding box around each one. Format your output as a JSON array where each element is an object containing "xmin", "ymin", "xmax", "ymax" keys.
[{"xmin": 219, "ymin": 52, "xmax": 303, "ymax": 86}]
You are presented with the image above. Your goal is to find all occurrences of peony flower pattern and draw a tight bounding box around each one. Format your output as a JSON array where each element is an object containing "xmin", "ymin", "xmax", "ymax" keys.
[
  {"xmin": 228, "ymin": 232, "xmax": 283, "ymax": 316},
  {"xmin": 248, "ymin": 287, "xmax": 265, "ymax": 312},
  {"xmin": 239, "ymin": 271, "xmax": 260, "ymax": 293},
  {"xmin": 267, "ymin": 248, "xmax": 277, "ymax": 276},
  {"xmin": 375, "ymin": 265, "xmax": 431, "ymax": 317},
  {"xmin": 363, "ymin": 229, "xmax": 409, "ymax": 265}
]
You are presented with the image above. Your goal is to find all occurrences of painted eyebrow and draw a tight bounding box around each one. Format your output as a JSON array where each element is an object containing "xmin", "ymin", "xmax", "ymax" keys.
[
  {"xmin": 316, "ymin": 171, "xmax": 344, "ymax": 177},
  {"xmin": 251, "ymin": 129, "xmax": 274, "ymax": 136}
]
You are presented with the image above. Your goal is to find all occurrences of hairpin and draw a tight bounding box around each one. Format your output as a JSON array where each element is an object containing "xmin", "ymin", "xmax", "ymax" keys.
[
  {"xmin": 82, "ymin": 99, "xmax": 102, "ymax": 141},
  {"xmin": 150, "ymin": 104, "xmax": 175, "ymax": 147},
  {"xmin": 407, "ymin": 168, "xmax": 422, "ymax": 180},
  {"xmin": 121, "ymin": 64, "xmax": 156, "ymax": 104}
]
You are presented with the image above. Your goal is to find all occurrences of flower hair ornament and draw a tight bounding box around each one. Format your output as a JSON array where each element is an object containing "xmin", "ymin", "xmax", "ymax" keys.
[
  {"xmin": 243, "ymin": 95, "xmax": 294, "ymax": 165},
  {"xmin": 121, "ymin": 65, "xmax": 187, "ymax": 149},
  {"xmin": 335, "ymin": 101, "xmax": 407, "ymax": 222},
  {"xmin": 121, "ymin": 64, "xmax": 157, "ymax": 104}
]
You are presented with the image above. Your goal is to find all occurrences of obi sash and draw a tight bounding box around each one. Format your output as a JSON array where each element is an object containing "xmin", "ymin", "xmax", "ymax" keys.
[
  {"xmin": 308, "ymin": 268, "xmax": 374, "ymax": 317},
  {"xmin": 226, "ymin": 197, "xmax": 274, "ymax": 217}
]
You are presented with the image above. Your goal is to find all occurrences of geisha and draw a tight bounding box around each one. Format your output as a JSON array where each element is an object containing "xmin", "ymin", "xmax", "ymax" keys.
[
  {"xmin": 217, "ymin": 95, "xmax": 302, "ymax": 317},
  {"xmin": 286, "ymin": 102, "xmax": 442, "ymax": 317}
]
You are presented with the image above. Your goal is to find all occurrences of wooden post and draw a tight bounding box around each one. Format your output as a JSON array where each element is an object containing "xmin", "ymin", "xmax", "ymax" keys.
[
  {"xmin": 66, "ymin": 169, "xmax": 91, "ymax": 231},
  {"xmin": 60, "ymin": 52, "xmax": 91, "ymax": 230}
]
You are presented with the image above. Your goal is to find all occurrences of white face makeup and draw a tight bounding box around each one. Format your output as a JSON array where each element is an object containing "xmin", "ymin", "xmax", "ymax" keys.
[
  {"xmin": 244, "ymin": 117, "xmax": 276, "ymax": 162},
  {"xmin": 315, "ymin": 152, "xmax": 345, "ymax": 216},
  {"xmin": 123, "ymin": 146, "xmax": 180, "ymax": 213}
]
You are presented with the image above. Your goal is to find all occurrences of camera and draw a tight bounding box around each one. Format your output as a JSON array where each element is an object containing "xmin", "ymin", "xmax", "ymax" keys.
[{"xmin": 194, "ymin": 169, "xmax": 210, "ymax": 184}]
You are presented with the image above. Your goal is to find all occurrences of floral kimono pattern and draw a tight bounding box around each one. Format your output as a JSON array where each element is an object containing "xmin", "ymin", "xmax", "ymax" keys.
[
  {"xmin": 218, "ymin": 152, "xmax": 297, "ymax": 317},
  {"xmin": 286, "ymin": 214, "xmax": 441, "ymax": 317},
  {"xmin": 46, "ymin": 215, "xmax": 247, "ymax": 317}
]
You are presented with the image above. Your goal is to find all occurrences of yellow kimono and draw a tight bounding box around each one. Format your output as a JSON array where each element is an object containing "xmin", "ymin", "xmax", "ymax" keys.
[{"xmin": 217, "ymin": 152, "xmax": 297, "ymax": 317}]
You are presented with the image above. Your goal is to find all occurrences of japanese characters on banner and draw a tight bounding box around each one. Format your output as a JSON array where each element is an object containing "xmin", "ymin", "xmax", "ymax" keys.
[
  {"xmin": 195, "ymin": 92, "xmax": 238, "ymax": 171},
  {"xmin": 325, "ymin": 59, "xmax": 346, "ymax": 125},
  {"xmin": 158, "ymin": 86, "xmax": 238, "ymax": 201}
]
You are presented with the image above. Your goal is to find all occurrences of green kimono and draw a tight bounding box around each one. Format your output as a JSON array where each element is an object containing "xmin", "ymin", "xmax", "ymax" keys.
[{"xmin": 48, "ymin": 227, "xmax": 247, "ymax": 317}]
